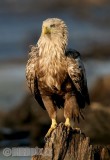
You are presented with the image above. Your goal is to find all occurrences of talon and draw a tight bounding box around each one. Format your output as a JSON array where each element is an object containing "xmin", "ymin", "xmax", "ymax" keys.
[
  {"xmin": 65, "ymin": 118, "xmax": 71, "ymax": 127},
  {"xmin": 45, "ymin": 119, "xmax": 57, "ymax": 138}
]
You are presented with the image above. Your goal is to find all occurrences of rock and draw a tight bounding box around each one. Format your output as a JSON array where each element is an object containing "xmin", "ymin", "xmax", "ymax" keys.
[{"xmin": 31, "ymin": 123, "xmax": 110, "ymax": 160}]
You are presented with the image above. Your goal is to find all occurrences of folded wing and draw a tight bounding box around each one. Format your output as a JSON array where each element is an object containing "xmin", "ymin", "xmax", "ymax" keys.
[
  {"xmin": 66, "ymin": 49, "xmax": 90, "ymax": 107},
  {"xmin": 26, "ymin": 45, "xmax": 45, "ymax": 109}
]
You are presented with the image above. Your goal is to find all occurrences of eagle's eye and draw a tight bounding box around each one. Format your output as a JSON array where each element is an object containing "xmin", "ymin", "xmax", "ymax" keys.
[{"xmin": 50, "ymin": 24, "xmax": 55, "ymax": 28}]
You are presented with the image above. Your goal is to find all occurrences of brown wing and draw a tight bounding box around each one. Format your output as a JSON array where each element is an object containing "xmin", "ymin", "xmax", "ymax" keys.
[
  {"xmin": 66, "ymin": 49, "xmax": 90, "ymax": 107},
  {"xmin": 26, "ymin": 45, "xmax": 45, "ymax": 109}
]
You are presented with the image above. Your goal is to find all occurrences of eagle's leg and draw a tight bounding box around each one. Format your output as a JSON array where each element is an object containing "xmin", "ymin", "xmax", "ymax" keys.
[
  {"xmin": 64, "ymin": 93, "xmax": 82, "ymax": 133},
  {"xmin": 64, "ymin": 93, "xmax": 73, "ymax": 128},
  {"xmin": 64, "ymin": 93, "xmax": 80, "ymax": 130},
  {"xmin": 42, "ymin": 96, "xmax": 57, "ymax": 138},
  {"xmin": 45, "ymin": 119, "xmax": 57, "ymax": 139}
]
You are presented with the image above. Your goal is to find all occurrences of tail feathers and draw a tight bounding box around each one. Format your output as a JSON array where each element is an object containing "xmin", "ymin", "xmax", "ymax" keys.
[{"xmin": 72, "ymin": 108, "xmax": 84, "ymax": 123}]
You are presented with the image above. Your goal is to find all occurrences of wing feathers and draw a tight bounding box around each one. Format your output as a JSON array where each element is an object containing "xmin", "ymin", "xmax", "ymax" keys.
[
  {"xmin": 26, "ymin": 57, "xmax": 36, "ymax": 95},
  {"xmin": 26, "ymin": 45, "xmax": 45, "ymax": 109},
  {"xmin": 66, "ymin": 49, "xmax": 90, "ymax": 106}
]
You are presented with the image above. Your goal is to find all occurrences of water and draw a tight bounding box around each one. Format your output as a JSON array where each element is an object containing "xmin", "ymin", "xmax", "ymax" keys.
[
  {"xmin": 0, "ymin": 6, "xmax": 110, "ymax": 158},
  {"xmin": 0, "ymin": 64, "xmax": 26, "ymax": 110},
  {"xmin": 0, "ymin": 9, "xmax": 110, "ymax": 60},
  {"xmin": 0, "ymin": 6, "xmax": 110, "ymax": 111},
  {"xmin": 85, "ymin": 60, "xmax": 110, "ymax": 87}
]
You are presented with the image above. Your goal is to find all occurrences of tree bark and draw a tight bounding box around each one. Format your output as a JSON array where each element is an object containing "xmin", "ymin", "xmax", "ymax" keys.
[{"xmin": 31, "ymin": 123, "xmax": 110, "ymax": 160}]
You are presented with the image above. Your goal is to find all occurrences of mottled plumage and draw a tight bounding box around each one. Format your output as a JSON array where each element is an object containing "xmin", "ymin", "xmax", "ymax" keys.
[{"xmin": 26, "ymin": 18, "xmax": 90, "ymax": 137}]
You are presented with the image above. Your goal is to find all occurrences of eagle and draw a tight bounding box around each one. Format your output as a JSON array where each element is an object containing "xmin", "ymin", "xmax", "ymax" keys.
[{"xmin": 26, "ymin": 18, "xmax": 90, "ymax": 137}]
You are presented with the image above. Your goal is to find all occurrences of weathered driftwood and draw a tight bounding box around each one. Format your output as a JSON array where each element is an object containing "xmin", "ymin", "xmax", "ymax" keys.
[{"xmin": 32, "ymin": 123, "xmax": 110, "ymax": 160}]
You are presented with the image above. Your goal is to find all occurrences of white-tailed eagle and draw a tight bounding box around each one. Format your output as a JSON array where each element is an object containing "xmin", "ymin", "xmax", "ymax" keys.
[{"xmin": 26, "ymin": 18, "xmax": 90, "ymax": 137}]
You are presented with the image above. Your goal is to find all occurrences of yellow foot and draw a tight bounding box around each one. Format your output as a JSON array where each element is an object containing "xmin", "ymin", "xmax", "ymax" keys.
[
  {"xmin": 45, "ymin": 119, "xmax": 57, "ymax": 138},
  {"xmin": 65, "ymin": 118, "xmax": 71, "ymax": 127}
]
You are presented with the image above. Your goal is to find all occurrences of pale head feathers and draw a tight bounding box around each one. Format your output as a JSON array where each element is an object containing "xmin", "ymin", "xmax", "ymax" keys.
[
  {"xmin": 37, "ymin": 18, "xmax": 68, "ymax": 57},
  {"xmin": 36, "ymin": 18, "xmax": 68, "ymax": 90},
  {"xmin": 42, "ymin": 18, "xmax": 68, "ymax": 40}
]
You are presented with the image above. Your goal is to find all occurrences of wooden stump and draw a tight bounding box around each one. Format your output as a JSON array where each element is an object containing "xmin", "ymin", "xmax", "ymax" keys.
[{"xmin": 32, "ymin": 123, "xmax": 110, "ymax": 160}]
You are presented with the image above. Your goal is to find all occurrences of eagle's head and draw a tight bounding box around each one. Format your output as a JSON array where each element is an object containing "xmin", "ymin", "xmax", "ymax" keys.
[{"xmin": 40, "ymin": 18, "xmax": 68, "ymax": 48}]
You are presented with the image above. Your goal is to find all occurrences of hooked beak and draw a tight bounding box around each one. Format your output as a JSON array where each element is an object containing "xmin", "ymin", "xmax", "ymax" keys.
[{"xmin": 42, "ymin": 26, "xmax": 51, "ymax": 35}]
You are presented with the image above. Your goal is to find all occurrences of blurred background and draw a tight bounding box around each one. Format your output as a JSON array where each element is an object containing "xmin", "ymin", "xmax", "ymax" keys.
[{"xmin": 0, "ymin": 0, "xmax": 110, "ymax": 159}]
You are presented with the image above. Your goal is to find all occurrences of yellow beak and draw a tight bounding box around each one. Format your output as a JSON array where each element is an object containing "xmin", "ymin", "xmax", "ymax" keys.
[{"xmin": 42, "ymin": 27, "xmax": 51, "ymax": 35}]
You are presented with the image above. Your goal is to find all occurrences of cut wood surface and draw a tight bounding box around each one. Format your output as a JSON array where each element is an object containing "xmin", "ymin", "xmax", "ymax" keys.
[{"xmin": 32, "ymin": 123, "xmax": 110, "ymax": 160}]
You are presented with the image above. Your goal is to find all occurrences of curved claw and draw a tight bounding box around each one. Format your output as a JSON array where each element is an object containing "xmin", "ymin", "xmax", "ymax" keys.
[
  {"xmin": 45, "ymin": 125, "xmax": 57, "ymax": 139},
  {"xmin": 45, "ymin": 119, "xmax": 57, "ymax": 139}
]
